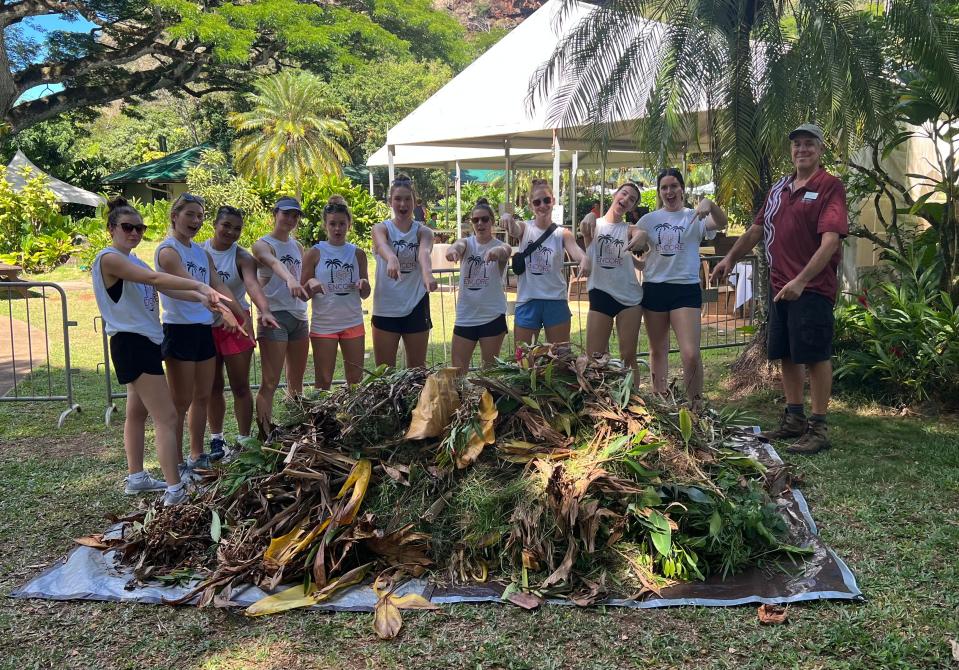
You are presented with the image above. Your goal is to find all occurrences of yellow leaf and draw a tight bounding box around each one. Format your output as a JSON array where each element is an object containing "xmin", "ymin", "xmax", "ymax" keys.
[
  {"xmin": 334, "ymin": 459, "xmax": 372, "ymax": 525},
  {"xmin": 244, "ymin": 562, "xmax": 372, "ymax": 617},
  {"xmin": 390, "ymin": 593, "xmax": 439, "ymax": 610},
  {"xmin": 373, "ymin": 598, "xmax": 403, "ymax": 639},
  {"xmin": 405, "ymin": 368, "xmax": 461, "ymax": 440}
]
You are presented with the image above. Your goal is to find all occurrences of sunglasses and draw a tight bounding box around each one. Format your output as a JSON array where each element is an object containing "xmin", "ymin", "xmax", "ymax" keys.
[
  {"xmin": 324, "ymin": 203, "xmax": 350, "ymax": 214},
  {"xmin": 118, "ymin": 222, "xmax": 147, "ymax": 234},
  {"xmin": 216, "ymin": 205, "xmax": 244, "ymax": 217},
  {"xmin": 532, "ymin": 197, "xmax": 553, "ymax": 207},
  {"xmin": 179, "ymin": 193, "xmax": 205, "ymax": 205},
  {"xmin": 471, "ymin": 215, "xmax": 491, "ymax": 224}
]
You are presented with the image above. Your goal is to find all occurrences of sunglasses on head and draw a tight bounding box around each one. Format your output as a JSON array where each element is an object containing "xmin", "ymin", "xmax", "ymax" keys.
[
  {"xmin": 532, "ymin": 196, "xmax": 553, "ymax": 207},
  {"xmin": 471, "ymin": 215, "xmax": 491, "ymax": 224},
  {"xmin": 118, "ymin": 222, "xmax": 147, "ymax": 234},
  {"xmin": 179, "ymin": 193, "xmax": 205, "ymax": 206},
  {"xmin": 216, "ymin": 205, "xmax": 244, "ymax": 217},
  {"xmin": 324, "ymin": 203, "xmax": 350, "ymax": 214}
]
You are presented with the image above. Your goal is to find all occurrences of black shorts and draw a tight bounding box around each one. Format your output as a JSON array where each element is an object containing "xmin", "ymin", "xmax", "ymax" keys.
[
  {"xmin": 588, "ymin": 289, "xmax": 639, "ymax": 318},
  {"xmin": 641, "ymin": 282, "xmax": 703, "ymax": 312},
  {"xmin": 110, "ymin": 332, "xmax": 164, "ymax": 385},
  {"xmin": 453, "ymin": 314, "xmax": 508, "ymax": 342},
  {"xmin": 767, "ymin": 291, "xmax": 834, "ymax": 364},
  {"xmin": 371, "ymin": 293, "xmax": 432, "ymax": 334},
  {"xmin": 161, "ymin": 323, "xmax": 216, "ymax": 362}
]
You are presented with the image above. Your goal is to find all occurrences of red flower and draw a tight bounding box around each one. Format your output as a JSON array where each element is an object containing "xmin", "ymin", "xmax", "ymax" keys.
[
  {"xmin": 889, "ymin": 345, "xmax": 905, "ymax": 358},
  {"xmin": 515, "ymin": 347, "xmax": 524, "ymax": 362},
  {"xmin": 857, "ymin": 293, "xmax": 869, "ymax": 308}
]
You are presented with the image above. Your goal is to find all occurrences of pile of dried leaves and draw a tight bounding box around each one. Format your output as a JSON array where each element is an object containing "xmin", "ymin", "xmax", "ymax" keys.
[{"xmin": 82, "ymin": 344, "xmax": 811, "ymax": 638}]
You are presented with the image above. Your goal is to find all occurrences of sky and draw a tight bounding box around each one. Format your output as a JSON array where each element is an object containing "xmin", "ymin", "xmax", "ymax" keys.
[{"xmin": 11, "ymin": 13, "xmax": 98, "ymax": 104}]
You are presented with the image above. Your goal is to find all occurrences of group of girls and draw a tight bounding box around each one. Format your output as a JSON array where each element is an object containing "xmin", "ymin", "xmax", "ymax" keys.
[{"xmin": 92, "ymin": 170, "xmax": 722, "ymax": 506}]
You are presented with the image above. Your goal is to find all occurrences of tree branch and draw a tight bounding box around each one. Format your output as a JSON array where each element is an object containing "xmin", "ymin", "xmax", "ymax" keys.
[{"xmin": 0, "ymin": 0, "xmax": 62, "ymax": 29}]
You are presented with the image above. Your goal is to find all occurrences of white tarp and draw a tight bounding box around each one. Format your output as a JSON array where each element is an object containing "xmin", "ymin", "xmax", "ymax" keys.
[
  {"xmin": 366, "ymin": 144, "xmax": 652, "ymax": 170},
  {"xmin": 4, "ymin": 151, "xmax": 105, "ymax": 207}
]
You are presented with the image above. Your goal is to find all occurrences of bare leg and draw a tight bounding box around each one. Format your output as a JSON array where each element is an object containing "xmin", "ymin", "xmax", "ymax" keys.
[
  {"xmin": 780, "ymin": 358, "xmax": 805, "ymax": 405},
  {"xmin": 585, "ymin": 310, "xmax": 615, "ymax": 356},
  {"xmin": 311, "ymin": 337, "xmax": 339, "ymax": 390},
  {"xmin": 643, "ymin": 310, "xmax": 670, "ymax": 394},
  {"xmin": 807, "ymin": 359, "xmax": 832, "ymax": 415},
  {"xmin": 256, "ymin": 338, "xmax": 288, "ymax": 433},
  {"xmin": 451, "ymin": 334, "xmax": 478, "ymax": 374},
  {"xmin": 188, "ymin": 357, "xmax": 215, "ymax": 459},
  {"xmin": 401, "ymin": 330, "xmax": 430, "ymax": 368},
  {"xmin": 477, "ymin": 332, "xmax": 506, "ymax": 367},
  {"xmin": 284, "ymin": 337, "xmax": 310, "ymax": 396},
  {"xmin": 372, "ymin": 326, "xmax": 402, "ymax": 367},
  {"xmin": 208, "ymin": 355, "xmax": 226, "ymax": 434},
  {"xmin": 670, "ymin": 307, "xmax": 703, "ymax": 402},
  {"xmin": 543, "ymin": 320, "xmax": 571, "ymax": 344},
  {"xmin": 339, "ymin": 336, "xmax": 367, "ymax": 385},
  {"xmin": 223, "ymin": 349, "xmax": 254, "ymax": 436},
  {"xmin": 128, "ymin": 373, "xmax": 181, "ymax": 485},
  {"xmin": 123, "ymin": 384, "xmax": 148, "ymax": 475},
  {"xmin": 164, "ymin": 358, "xmax": 196, "ymax": 461},
  {"xmin": 513, "ymin": 326, "xmax": 540, "ymax": 346},
  {"xmin": 614, "ymin": 305, "xmax": 643, "ymax": 384}
]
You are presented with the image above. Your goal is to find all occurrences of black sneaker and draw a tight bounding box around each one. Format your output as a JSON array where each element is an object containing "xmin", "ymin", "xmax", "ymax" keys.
[{"xmin": 209, "ymin": 437, "xmax": 226, "ymax": 461}]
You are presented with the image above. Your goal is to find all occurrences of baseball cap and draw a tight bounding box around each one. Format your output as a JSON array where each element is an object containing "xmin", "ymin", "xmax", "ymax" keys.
[
  {"xmin": 788, "ymin": 123, "xmax": 825, "ymax": 143},
  {"xmin": 274, "ymin": 196, "xmax": 303, "ymax": 213}
]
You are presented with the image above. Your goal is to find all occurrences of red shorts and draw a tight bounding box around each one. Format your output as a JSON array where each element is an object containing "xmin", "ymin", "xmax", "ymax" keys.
[
  {"xmin": 310, "ymin": 324, "xmax": 365, "ymax": 341},
  {"xmin": 212, "ymin": 310, "xmax": 256, "ymax": 356}
]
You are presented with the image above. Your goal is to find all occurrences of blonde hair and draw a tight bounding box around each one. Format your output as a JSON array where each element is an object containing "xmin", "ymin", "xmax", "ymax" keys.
[
  {"xmin": 323, "ymin": 194, "xmax": 352, "ymax": 223},
  {"xmin": 389, "ymin": 173, "xmax": 416, "ymax": 201}
]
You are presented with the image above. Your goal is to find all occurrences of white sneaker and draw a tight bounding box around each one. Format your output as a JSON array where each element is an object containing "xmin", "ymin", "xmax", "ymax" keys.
[
  {"xmin": 177, "ymin": 462, "xmax": 202, "ymax": 484},
  {"xmin": 124, "ymin": 472, "xmax": 168, "ymax": 495},
  {"xmin": 163, "ymin": 486, "xmax": 187, "ymax": 507}
]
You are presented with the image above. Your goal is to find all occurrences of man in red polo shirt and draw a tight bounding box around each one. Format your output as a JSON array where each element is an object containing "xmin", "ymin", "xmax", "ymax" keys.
[{"xmin": 712, "ymin": 123, "xmax": 847, "ymax": 454}]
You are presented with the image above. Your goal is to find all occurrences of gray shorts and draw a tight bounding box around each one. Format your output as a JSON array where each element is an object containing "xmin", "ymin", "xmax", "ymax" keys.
[{"xmin": 258, "ymin": 310, "xmax": 309, "ymax": 342}]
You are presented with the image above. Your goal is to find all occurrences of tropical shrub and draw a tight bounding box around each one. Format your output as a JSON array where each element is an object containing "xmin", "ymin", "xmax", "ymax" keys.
[
  {"xmin": 299, "ymin": 174, "xmax": 389, "ymax": 249},
  {"xmin": 0, "ymin": 231, "xmax": 78, "ymax": 273},
  {"xmin": 834, "ymin": 239, "xmax": 959, "ymax": 405},
  {"xmin": 0, "ymin": 168, "xmax": 71, "ymax": 254}
]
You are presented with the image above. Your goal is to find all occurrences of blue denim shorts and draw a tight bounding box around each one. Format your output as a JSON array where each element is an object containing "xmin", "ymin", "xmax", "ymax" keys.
[{"xmin": 514, "ymin": 299, "xmax": 572, "ymax": 330}]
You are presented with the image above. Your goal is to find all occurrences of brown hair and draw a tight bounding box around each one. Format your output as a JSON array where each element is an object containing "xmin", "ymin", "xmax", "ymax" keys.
[
  {"xmin": 471, "ymin": 197, "xmax": 496, "ymax": 220},
  {"xmin": 106, "ymin": 196, "xmax": 141, "ymax": 228},
  {"xmin": 171, "ymin": 192, "xmax": 205, "ymax": 216},
  {"xmin": 529, "ymin": 178, "xmax": 552, "ymax": 197},
  {"xmin": 614, "ymin": 182, "xmax": 641, "ymax": 200},
  {"xmin": 323, "ymin": 194, "xmax": 352, "ymax": 223},
  {"xmin": 389, "ymin": 173, "xmax": 416, "ymax": 201}
]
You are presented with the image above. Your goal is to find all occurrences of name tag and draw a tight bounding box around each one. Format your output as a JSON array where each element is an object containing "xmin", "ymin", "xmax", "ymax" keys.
[{"xmin": 803, "ymin": 191, "xmax": 819, "ymax": 201}]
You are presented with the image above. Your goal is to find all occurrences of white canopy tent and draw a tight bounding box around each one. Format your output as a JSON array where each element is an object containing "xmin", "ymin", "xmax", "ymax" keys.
[
  {"xmin": 4, "ymin": 151, "xmax": 105, "ymax": 208},
  {"xmin": 377, "ymin": 0, "xmax": 712, "ymax": 236}
]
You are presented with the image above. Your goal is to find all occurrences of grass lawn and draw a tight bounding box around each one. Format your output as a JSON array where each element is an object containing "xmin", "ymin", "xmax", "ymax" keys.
[{"xmin": 1, "ymin": 259, "xmax": 958, "ymax": 669}]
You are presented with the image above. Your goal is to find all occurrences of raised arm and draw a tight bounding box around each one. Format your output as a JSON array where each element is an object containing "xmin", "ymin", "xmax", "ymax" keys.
[
  {"xmin": 252, "ymin": 239, "xmax": 309, "ymax": 300},
  {"xmin": 101, "ymin": 252, "xmax": 221, "ymax": 304},
  {"xmin": 710, "ymin": 223, "xmax": 764, "ymax": 284},
  {"xmin": 418, "ymin": 225, "xmax": 437, "ymax": 292},
  {"xmin": 236, "ymin": 248, "xmax": 279, "ymax": 329},
  {"xmin": 356, "ymin": 249, "xmax": 371, "ymax": 299},
  {"xmin": 300, "ymin": 246, "xmax": 322, "ymax": 298},
  {"xmin": 445, "ymin": 238, "xmax": 468, "ymax": 262},
  {"xmin": 502, "ymin": 213, "xmax": 524, "ymax": 241},
  {"xmin": 580, "ymin": 212, "xmax": 597, "ymax": 248},
  {"xmin": 371, "ymin": 222, "xmax": 400, "ymax": 280},
  {"xmin": 562, "ymin": 228, "xmax": 586, "ymax": 264},
  {"xmin": 695, "ymin": 198, "xmax": 728, "ymax": 232},
  {"xmin": 483, "ymin": 240, "xmax": 512, "ymax": 268}
]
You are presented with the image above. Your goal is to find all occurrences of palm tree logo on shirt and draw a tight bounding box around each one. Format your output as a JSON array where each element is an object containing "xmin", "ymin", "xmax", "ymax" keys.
[
  {"xmin": 218, "ymin": 269, "xmax": 231, "ymax": 283},
  {"xmin": 597, "ymin": 233, "xmax": 624, "ymax": 269},
  {"xmin": 279, "ymin": 254, "xmax": 301, "ymax": 276},
  {"xmin": 141, "ymin": 284, "xmax": 158, "ymax": 311},
  {"xmin": 326, "ymin": 258, "xmax": 354, "ymax": 295},
  {"xmin": 184, "ymin": 259, "xmax": 208, "ymax": 282},
  {"xmin": 654, "ymin": 221, "xmax": 685, "ymax": 257},
  {"xmin": 393, "ymin": 240, "xmax": 418, "ymax": 274},
  {"xmin": 465, "ymin": 254, "xmax": 487, "ymax": 290},
  {"xmin": 529, "ymin": 245, "xmax": 552, "ymax": 275}
]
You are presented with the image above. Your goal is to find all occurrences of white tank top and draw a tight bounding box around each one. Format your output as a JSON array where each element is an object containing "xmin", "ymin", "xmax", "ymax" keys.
[
  {"xmin": 92, "ymin": 248, "xmax": 164, "ymax": 345},
  {"xmin": 203, "ymin": 241, "xmax": 250, "ymax": 310},
  {"xmin": 257, "ymin": 234, "xmax": 308, "ymax": 319},
  {"xmin": 586, "ymin": 218, "xmax": 642, "ymax": 306},
  {"xmin": 155, "ymin": 236, "xmax": 213, "ymax": 325},
  {"xmin": 310, "ymin": 242, "xmax": 364, "ymax": 334},
  {"xmin": 373, "ymin": 220, "xmax": 427, "ymax": 317},
  {"xmin": 456, "ymin": 237, "xmax": 508, "ymax": 327},
  {"xmin": 516, "ymin": 221, "xmax": 567, "ymax": 304}
]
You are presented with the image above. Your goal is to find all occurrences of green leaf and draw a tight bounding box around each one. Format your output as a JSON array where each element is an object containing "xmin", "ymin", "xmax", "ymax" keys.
[
  {"xmin": 709, "ymin": 510, "xmax": 722, "ymax": 538},
  {"xmin": 648, "ymin": 510, "xmax": 672, "ymax": 557},
  {"xmin": 679, "ymin": 407, "xmax": 693, "ymax": 446},
  {"xmin": 520, "ymin": 396, "xmax": 541, "ymax": 411},
  {"xmin": 211, "ymin": 510, "xmax": 222, "ymax": 543},
  {"xmin": 529, "ymin": 368, "xmax": 538, "ymax": 392}
]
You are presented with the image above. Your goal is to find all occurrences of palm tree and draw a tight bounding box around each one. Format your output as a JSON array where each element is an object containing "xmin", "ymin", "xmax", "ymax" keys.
[
  {"xmin": 325, "ymin": 257, "xmax": 342, "ymax": 283},
  {"xmin": 230, "ymin": 71, "xmax": 352, "ymax": 185}
]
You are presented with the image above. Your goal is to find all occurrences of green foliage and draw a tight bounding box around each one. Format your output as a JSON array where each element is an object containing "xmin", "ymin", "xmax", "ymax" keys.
[
  {"xmin": 834, "ymin": 239, "xmax": 959, "ymax": 404},
  {"xmin": 299, "ymin": 174, "xmax": 390, "ymax": 249},
  {"xmin": 0, "ymin": 168, "xmax": 71, "ymax": 255},
  {"xmin": 434, "ymin": 182, "xmax": 505, "ymax": 231},
  {"xmin": 230, "ymin": 71, "xmax": 351, "ymax": 184},
  {"xmin": 0, "ymin": 231, "xmax": 78, "ymax": 273}
]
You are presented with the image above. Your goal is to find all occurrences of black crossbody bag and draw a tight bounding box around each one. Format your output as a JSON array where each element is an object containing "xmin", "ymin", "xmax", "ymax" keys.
[{"xmin": 511, "ymin": 223, "xmax": 557, "ymax": 276}]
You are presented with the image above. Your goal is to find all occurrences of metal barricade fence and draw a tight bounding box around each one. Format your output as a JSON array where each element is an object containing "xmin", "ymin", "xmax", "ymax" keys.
[
  {"xmin": 1, "ymin": 282, "xmax": 80, "ymax": 427},
  {"xmin": 97, "ymin": 255, "xmax": 757, "ymax": 421}
]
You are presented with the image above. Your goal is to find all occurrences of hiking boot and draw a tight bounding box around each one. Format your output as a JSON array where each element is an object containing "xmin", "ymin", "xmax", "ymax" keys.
[
  {"xmin": 759, "ymin": 411, "xmax": 807, "ymax": 441},
  {"xmin": 124, "ymin": 472, "xmax": 167, "ymax": 495},
  {"xmin": 209, "ymin": 437, "xmax": 227, "ymax": 461},
  {"xmin": 163, "ymin": 486, "xmax": 187, "ymax": 507},
  {"xmin": 786, "ymin": 420, "xmax": 832, "ymax": 455}
]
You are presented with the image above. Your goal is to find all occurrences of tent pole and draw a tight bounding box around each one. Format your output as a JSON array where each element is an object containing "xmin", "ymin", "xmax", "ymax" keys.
[
  {"xmin": 552, "ymin": 130, "xmax": 561, "ymax": 221},
  {"xmin": 444, "ymin": 164, "xmax": 450, "ymax": 227},
  {"xmin": 368, "ymin": 171, "xmax": 374, "ymax": 197},
  {"xmin": 455, "ymin": 160, "xmax": 463, "ymax": 240},
  {"xmin": 387, "ymin": 145, "xmax": 395, "ymax": 184},
  {"xmin": 571, "ymin": 151, "xmax": 578, "ymax": 238},
  {"xmin": 504, "ymin": 139, "xmax": 511, "ymax": 219}
]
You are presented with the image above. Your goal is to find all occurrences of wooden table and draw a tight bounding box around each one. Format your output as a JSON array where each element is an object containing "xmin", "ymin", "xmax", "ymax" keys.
[{"xmin": 0, "ymin": 263, "xmax": 30, "ymax": 298}]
